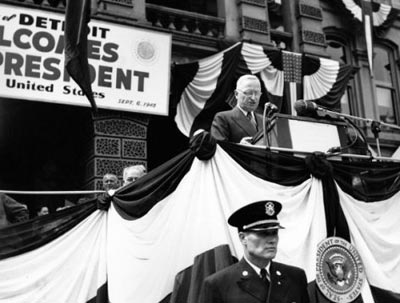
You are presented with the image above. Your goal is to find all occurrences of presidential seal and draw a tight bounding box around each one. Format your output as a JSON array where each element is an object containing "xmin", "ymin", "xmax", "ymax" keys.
[
  {"xmin": 134, "ymin": 40, "xmax": 158, "ymax": 64},
  {"xmin": 316, "ymin": 237, "xmax": 365, "ymax": 303}
]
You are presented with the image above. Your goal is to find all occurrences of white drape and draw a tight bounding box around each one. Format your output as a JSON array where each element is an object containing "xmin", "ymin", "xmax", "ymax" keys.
[
  {"xmin": 2, "ymin": 146, "xmax": 400, "ymax": 302},
  {"xmin": 338, "ymin": 185, "xmax": 400, "ymax": 293},
  {"xmin": 0, "ymin": 211, "xmax": 107, "ymax": 303},
  {"xmin": 107, "ymin": 146, "xmax": 326, "ymax": 302}
]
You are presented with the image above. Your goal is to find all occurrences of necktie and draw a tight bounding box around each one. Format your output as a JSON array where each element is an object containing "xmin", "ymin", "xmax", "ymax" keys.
[
  {"xmin": 260, "ymin": 268, "xmax": 269, "ymax": 284},
  {"xmin": 246, "ymin": 112, "xmax": 257, "ymax": 130}
]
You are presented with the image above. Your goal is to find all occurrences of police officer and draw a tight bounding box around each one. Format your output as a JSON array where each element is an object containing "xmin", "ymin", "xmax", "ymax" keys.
[{"xmin": 200, "ymin": 200, "xmax": 310, "ymax": 303}]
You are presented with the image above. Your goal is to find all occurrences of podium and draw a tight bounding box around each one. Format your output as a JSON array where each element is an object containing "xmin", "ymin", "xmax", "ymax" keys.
[{"xmin": 252, "ymin": 114, "xmax": 369, "ymax": 155}]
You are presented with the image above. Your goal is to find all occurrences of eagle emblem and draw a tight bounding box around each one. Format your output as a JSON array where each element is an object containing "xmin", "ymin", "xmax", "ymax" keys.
[
  {"xmin": 316, "ymin": 237, "xmax": 365, "ymax": 303},
  {"xmin": 326, "ymin": 253, "xmax": 352, "ymax": 287}
]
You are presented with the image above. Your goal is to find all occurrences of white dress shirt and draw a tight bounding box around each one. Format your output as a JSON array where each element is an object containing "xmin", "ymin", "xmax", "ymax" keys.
[{"xmin": 243, "ymin": 255, "xmax": 271, "ymax": 281}]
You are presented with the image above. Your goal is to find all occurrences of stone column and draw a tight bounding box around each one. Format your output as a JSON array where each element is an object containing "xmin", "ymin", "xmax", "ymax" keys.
[
  {"xmin": 96, "ymin": 0, "xmax": 148, "ymax": 23},
  {"xmin": 281, "ymin": 0, "xmax": 300, "ymax": 52},
  {"xmin": 218, "ymin": 0, "xmax": 241, "ymax": 41},
  {"xmin": 236, "ymin": 0, "xmax": 274, "ymax": 47},
  {"xmin": 84, "ymin": 111, "xmax": 148, "ymax": 190},
  {"xmin": 295, "ymin": 0, "xmax": 327, "ymax": 56}
]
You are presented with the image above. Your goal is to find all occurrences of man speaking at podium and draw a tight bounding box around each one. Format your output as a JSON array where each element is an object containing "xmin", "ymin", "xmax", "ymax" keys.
[{"xmin": 211, "ymin": 74, "xmax": 263, "ymax": 143}]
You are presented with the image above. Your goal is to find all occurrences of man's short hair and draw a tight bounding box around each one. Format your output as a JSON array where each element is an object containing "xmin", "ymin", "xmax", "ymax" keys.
[
  {"xmin": 102, "ymin": 173, "xmax": 119, "ymax": 190},
  {"xmin": 123, "ymin": 165, "xmax": 147, "ymax": 185},
  {"xmin": 123, "ymin": 165, "xmax": 146, "ymax": 179},
  {"xmin": 102, "ymin": 173, "xmax": 118, "ymax": 182},
  {"xmin": 236, "ymin": 74, "xmax": 260, "ymax": 90}
]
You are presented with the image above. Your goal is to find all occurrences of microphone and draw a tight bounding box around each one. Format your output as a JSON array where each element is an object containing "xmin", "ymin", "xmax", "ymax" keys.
[
  {"xmin": 295, "ymin": 99, "xmax": 345, "ymax": 121},
  {"xmin": 294, "ymin": 99, "xmax": 318, "ymax": 117},
  {"xmin": 264, "ymin": 102, "xmax": 278, "ymax": 115}
]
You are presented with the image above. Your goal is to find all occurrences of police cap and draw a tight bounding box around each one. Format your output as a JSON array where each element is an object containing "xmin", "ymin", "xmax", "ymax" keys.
[{"xmin": 228, "ymin": 200, "xmax": 285, "ymax": 232}]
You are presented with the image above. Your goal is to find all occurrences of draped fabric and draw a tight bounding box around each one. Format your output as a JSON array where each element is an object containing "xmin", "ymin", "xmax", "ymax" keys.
[
  {"xmin": 0, "ymin": 207, "xmax": 107, "ymax": 303},
  {"xmin": 1, "ymin": 133, "xmax": 400, "ymax": 303},
  {"xmin": 172, "ymin": 42, "xmax": 354, "ymax": 137},
  {"xmin": 339, "ymin": 0, "xmax": 398, "ymax": 36},
  {"xmin": 0, "ymin": 201, "xmax": 97, "ymax": 260},
  {"xmin": 303, "ymin": 56, "xmax": 353, "ymax": 110},
  {"xmin": 113, "ymin": 149, "xmax": 195, "ymax": 220},
  {"xmin": 339, "ymin": 187, "xmax": 400, "ymax": 294},
  {"xmin": 64, "ymin": 0, "xmax": 97, "ymax": 111},
  {"xmin": 107, "ymin": 146, "xmax": 327, "ymax": 303}
]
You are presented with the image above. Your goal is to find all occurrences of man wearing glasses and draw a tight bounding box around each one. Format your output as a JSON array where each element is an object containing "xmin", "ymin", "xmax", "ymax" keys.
[
  {"xmin": 211, "ymin": 74, "xmax": 263, "ymax": 143},
  {"xmin": 122, "ymin": 164, "xmax": 147, "ymax": 186}
]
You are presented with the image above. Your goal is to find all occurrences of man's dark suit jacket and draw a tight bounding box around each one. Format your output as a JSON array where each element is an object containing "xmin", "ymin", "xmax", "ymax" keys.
[
  {"xmin": 211, "ymin": 107, "xmax": 263, "ymax": 143},
  {"xmin": 199, "ymin": 258, "xmax": 310, "ymax": 303}
]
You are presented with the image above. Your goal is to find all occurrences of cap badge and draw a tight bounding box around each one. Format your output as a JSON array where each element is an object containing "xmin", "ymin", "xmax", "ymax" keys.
[{"xmin": 265, "ymin": 202, "xmax": 275, "ymax": 216}]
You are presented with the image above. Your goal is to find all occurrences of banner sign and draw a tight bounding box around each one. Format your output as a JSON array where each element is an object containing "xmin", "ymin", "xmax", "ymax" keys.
[{"xmin": 0, "ymin": 4, "xmax": 171, "ymax": 115}]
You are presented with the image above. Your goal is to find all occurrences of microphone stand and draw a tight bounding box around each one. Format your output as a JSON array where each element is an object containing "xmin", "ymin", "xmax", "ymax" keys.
[
  {"xmin": 262, "ymin": 104, "xmax": 277, "ymax": 148},
  {"xmin": 263, "ymin": 103, "xmax": 269, "ymax": 148},
  {"xmin": 371, "ymin": 121, "xmax": 382, "ymax": 157},
  {"xmin": 249, "ymin": 145, "xmax": 400, "ymax": 162},
  {"xmin": 317, "ymin": 107, "xmax": 400, "ymax": 157}
]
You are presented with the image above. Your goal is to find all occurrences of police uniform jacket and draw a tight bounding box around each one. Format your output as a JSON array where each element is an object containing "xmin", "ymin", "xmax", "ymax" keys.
[
  {"xmin": 200, "ymin": 258, "xmax": 310, "ymax": 303},
  {"xmin": 211, "ymin": 107, "xmax": 262, "ymax": 143}
]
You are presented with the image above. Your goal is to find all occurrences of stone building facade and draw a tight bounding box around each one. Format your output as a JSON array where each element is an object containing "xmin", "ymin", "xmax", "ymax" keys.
[{"xmin": 1, "ymin": 0, "xmax": 400, "ymax": 199}]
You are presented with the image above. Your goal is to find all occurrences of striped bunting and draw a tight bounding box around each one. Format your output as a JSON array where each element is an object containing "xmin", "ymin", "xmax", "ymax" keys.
[
  {"xmin": 340, "ymin": 0, "xmax": 399, "ymax": 37},
  {"xmin": 1, "ymin": 139, "xmax": 400, "ymax": 302},
  {"xmin": 0, "ymin": 210, "xmax": 107, "ymax": 303},
  {"xmin": 173, "ymin": 43, "xmax": 353, "ymax": 137},
  {"xmin": 107, "ymin": 146, "xmax": 326, "ymax": 302},
  {"xmin": 341, "ymin": 0, "xmax": 392, "ymax": 26},
  {"xmin": 174, "ymin": 43, "xmax": 237, "ymax": 137}
]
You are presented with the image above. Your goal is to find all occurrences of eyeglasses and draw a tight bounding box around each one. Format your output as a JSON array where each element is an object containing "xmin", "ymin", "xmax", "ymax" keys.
[
  {"xmin": 126, "ymin": 177, "xmax": 138, "ymax": 183},
  {"xmin": 237, "ymin": 89, "xmax": 262, "ymax": 98}
]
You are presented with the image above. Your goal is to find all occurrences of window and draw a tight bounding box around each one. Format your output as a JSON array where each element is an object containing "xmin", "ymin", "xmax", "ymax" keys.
[
  {"xmin": 373, "ymin": 45, "xmax": 398, "ymax": 125},
  {"xmin": 147, "ymin": 0, "xmax": 217, "ymax": 16},
  {"xmin": 268, "ymin": 0, "xmax": 291, "ymax": 50},
  {"xmin": 325, "ymin": 34, "xmax": 355, "ymax": 115}
]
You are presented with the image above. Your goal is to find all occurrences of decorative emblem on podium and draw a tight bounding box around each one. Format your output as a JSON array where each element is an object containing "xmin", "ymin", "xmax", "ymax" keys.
[{"xmin": 316, "ymin": 237, "xmax": 365, "ymax": 303}]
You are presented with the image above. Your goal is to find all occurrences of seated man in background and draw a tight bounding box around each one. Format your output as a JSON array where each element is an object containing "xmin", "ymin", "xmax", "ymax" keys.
[
  {"xmin": 211, "ymin": 74, "xmax": 263, "ymax": 144},
  {"xmin": 0, "ymin": 193, "xmax": 29, "ymax": 228},
  {"xmin": 102, "ymin": 173, "xmax": 119, "ymax": 191},
  {"xmin": 122, "ymin": 165, "xmax": 147, "ymax": 186},
  {"xmin": 77, "ymin": 173, "xmax": 120, "ymax": 204}
]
